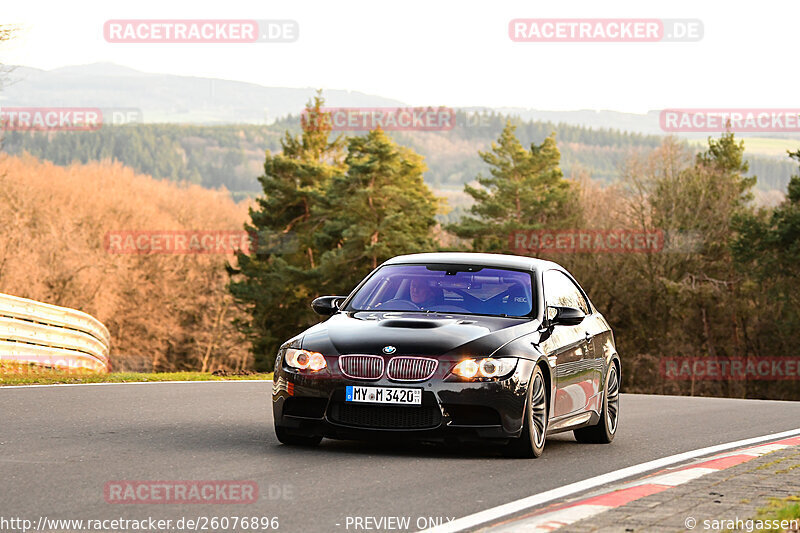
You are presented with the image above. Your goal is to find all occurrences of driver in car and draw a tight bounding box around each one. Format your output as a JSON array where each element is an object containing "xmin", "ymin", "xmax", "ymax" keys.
[{"xmin": 409, "ymin": 278, "xmax": 441, "ymax": 310}]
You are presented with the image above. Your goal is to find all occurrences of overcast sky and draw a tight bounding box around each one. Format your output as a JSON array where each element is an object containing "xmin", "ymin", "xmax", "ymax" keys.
[{"xmin": 2, "ymin": 0, "xmax": 796, "ymax": 113}]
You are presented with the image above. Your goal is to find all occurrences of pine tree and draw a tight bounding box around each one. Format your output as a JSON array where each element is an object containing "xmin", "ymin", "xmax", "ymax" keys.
[
  {"xmin": 317, "ymin": 129, "xmax": 439, "ymax": 294},
  {"xmin": 732, "ymin": 149, "xmax": 800, "ymax": 300},
  {"xmin": 229, "ymin": 105, "xmax": 440, "ymax": 371},
  {"xmin": 446, "ymin": 121, "xmax": 578, "ymax": 251},
  {"xmin": 228, "ymin": 96, "xmax": 345, "ymax": 371}
]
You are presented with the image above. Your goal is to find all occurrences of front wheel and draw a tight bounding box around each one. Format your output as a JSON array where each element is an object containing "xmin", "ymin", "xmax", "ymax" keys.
[
  {"xmin": 505, "ymin": 365, "xmax": 548, "ymax": 458},
  {"xmin": 274, "ymin": 426, "xmax": 322, "ymax": 447},
  {"xmin": 574, "ymin": 361, "xmax": 619, "ymax": 444}
]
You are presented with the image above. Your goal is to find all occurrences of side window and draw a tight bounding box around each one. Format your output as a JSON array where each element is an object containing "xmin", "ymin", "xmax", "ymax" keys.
[
  {"xmin": 543, "ymin": 270, "xmax": 590, "ymax": 315},
  {"xmin": 571, "ymin": 282, "xmax": 591, "ymax": 315},
  {"xmin": 543, "ymin": 270, "xmax": 572, "ymax": 310}
]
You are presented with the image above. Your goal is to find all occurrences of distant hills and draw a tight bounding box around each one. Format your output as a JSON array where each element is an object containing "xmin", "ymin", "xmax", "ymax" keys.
[
  {"xmin": 0, "ymin": 63, "xmax": 405, "ymax": 124},
  {"xmin": 0, "ymin": 62, "xmax": 746, "ymax": 136}
]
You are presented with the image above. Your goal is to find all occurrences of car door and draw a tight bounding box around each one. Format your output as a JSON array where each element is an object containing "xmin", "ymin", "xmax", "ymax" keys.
[
  {"xmin": 540, "ymin": 269, "xmax": 596, "ymax": 417},
  {"xmin": 562, "ymin": 272, "xmax": 606, "ymax": 412}
]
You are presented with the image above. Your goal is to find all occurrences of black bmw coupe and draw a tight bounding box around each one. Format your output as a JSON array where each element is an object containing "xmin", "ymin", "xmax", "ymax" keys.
[{"xmin": 272, "ymin": 252, "xmax": 620, "ymax": 457}]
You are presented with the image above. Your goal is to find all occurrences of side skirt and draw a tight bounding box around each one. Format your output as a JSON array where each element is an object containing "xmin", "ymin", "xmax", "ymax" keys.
[{"xmin": 546, "ymin": 409, "xmax": 601, "ymax": 435}]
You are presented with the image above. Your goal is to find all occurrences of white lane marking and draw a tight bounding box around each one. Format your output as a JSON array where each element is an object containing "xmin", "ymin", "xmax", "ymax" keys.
[
  {"xmin": 706, "ymin": 442, "xmax": 788, "ymax": 459},
  {"xmin": 626, "ymin": 467, "xmax": 716, "ymax": 487},
  {"xmin": 740, "ymin": 443, "xmax": 788, "ymax": 456},
  {"xmin": 489, "ymin": 504, "xmax": 609, "ymax": 533},
  {"xmin": 0, "ymin": 380, "xmax": 273, "ymax": 390},
  {"xmin": 421, "ymin": 426, "xmax": 800, "ymax": 533}
]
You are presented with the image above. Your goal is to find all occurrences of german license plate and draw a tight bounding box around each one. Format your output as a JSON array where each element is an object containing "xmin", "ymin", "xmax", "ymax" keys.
[{"xmin": 345, "ymin": 386, "xmax": 422, "ymax": 405}]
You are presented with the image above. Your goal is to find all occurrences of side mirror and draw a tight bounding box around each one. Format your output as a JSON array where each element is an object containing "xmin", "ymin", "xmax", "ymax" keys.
[
  {"xmin": 547, "ymin": 305, "xmax": 585, "ymax": 326},
  {"xmin": 311, "ymin": 296, "xmax": 346, "ymax": 316}
]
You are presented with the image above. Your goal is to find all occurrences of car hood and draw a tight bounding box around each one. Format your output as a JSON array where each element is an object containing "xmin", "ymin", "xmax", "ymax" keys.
[{"xmin": 300, "ymin": 311, "xmax": 538, "ymax": 357}]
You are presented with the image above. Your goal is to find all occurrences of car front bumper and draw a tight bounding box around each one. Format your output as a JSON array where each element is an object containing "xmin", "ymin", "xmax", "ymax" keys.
[{"xmin": 272, "ymin": 358, "xmax": 537, "ymax": 443}]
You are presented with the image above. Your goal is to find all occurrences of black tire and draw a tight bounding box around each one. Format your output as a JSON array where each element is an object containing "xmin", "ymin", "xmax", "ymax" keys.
[
  {"xmin": 274, "ymin": 425, "xmax": 322, "ymax": 447},
  {"xmin": 505, "ymin": 365, "xmax": 548, "ymax": 458},
  {"xmin": 574, "ymin": 361, "xmax": 619, "ymax": 444}
]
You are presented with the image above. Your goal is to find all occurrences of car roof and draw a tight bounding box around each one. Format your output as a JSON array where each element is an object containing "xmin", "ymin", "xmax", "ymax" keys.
[{"xmin": 382, "ymin": 252, "xmax": 561, "ymax": 273}]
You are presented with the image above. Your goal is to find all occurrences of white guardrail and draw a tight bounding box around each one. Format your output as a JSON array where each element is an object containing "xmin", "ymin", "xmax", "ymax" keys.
[{"xmin": 0, "ymin": 293, "xmax": 110, "ymax": 372}]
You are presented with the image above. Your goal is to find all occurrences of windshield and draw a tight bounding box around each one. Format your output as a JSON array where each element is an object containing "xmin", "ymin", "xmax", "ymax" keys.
[{"xmin": 345, "ymin": 264, "xmax": 535, "ymax": 317}]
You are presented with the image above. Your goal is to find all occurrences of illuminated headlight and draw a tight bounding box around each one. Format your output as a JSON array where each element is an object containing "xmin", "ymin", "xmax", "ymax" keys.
[
  {"xmin": 284, "ymin": 348, "xmax": 327, "ymax": 371},
  {"xmin": 452, "ymin": 358, "xmax": 517, "ymax": 380}
]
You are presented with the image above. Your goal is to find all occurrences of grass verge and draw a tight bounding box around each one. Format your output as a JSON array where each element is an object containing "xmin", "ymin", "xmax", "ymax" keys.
[
  {"xmin": 0, "ymin": 362, "xmax": 272, "ymax": 386},
  {"xmin": 751, "ymin": 495, "xmax": 800, "ymax": 532}
]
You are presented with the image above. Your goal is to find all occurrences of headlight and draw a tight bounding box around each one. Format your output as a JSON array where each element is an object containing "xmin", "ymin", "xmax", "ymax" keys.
[
  {"xmin": 284, "ymin": 348, "xmax": 327, "ymax": 371},
  {"xmin": 452, "ymin": 358, "xmax": 517, "ymax": 380}
]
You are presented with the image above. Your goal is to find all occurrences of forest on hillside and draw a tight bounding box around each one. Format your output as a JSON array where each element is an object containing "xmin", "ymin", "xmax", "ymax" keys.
[{"xmin": 2, "ymin": 111, "xmax": 796, "ymax": 202}]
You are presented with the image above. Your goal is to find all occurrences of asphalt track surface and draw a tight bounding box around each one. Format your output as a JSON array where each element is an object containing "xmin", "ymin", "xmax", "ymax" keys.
[{"xmin": 2, "ymin": 382, "xmax": 799, "ymax": 532}]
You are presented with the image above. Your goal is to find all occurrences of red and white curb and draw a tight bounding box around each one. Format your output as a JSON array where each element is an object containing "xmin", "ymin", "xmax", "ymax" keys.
[
  {"xmin": 421, "ymin": 428, "xmax": 800, "ymax": 533},
  {"xmin": 484, "ymin": 435, "xmax": 800, "ymax": 532}
]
